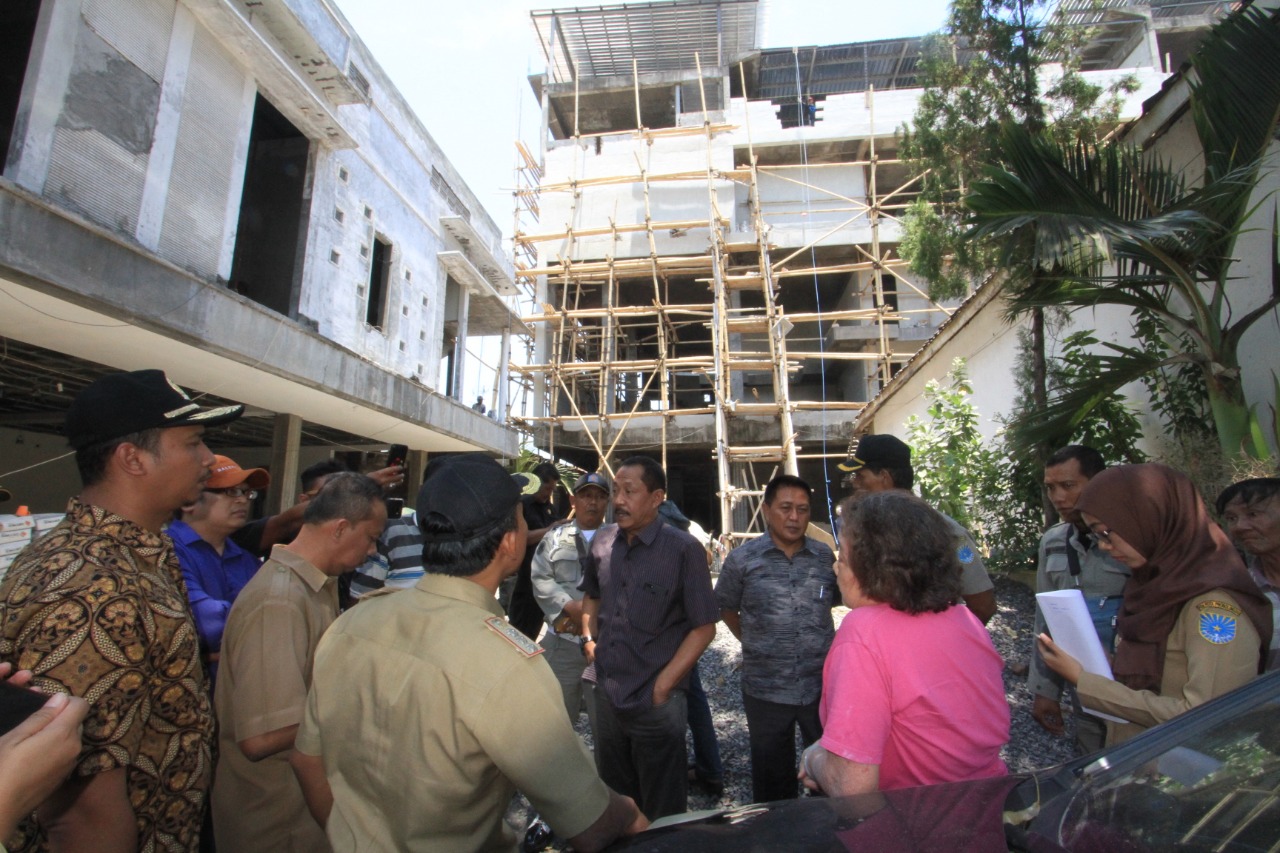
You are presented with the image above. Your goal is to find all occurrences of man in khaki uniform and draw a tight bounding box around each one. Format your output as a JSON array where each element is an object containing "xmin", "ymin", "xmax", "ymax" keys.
[
  {"xmin": 291, "ymin": 454, "xmax": 646, "ymax": 852},
  {"xmin": 531, "ymin": 471, "xmax": 610, "ymax": 726},
  {"xmin": 212, "ymin": 473, "xmax": 387, "ymax": 853}
]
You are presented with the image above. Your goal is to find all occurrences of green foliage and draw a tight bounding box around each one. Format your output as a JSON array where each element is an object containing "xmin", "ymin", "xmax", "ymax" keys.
[
  {"xmin": 901, "ymin": 0, "xmax": 1129, "ymax": 300},
  {"xmin": 905, "ymin": 358, "xmax": 1039, "ymax": 571},
  {"xmin": 966, "ymin": 5, "xmax": 1280, "ymax": 459},
  {"xmin": 906, "ymin": 359, "xmax": 996, "ymax": 531},
  {"xmin": 1007, "ymin": 328, "xmax": 1148, "ymax": 464},
  {"xmin": 511, "ymin": 447, "xmax": 579, "ymax": 493}
]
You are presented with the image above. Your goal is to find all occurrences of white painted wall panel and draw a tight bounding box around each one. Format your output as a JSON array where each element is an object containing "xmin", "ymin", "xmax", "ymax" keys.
[
  {"xmin": 81, "ymin": 0, "xmax": 176, "ymax": 82},
  {"xmin": 159, "ymin": 25, "xmax": 245, "ymax": 276}
]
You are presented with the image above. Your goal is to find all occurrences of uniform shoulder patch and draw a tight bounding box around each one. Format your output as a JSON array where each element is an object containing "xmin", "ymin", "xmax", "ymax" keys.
[
  {"xmin": 957, "ymin": 544, "xmax": 976, "ymax": 565},
  {"xmin": 1195, "ymin": 600, "xmax": 1240, "ymax": 645},
  {"xmin": 485, "ymin": 616, "xmax": 545, "ymax": 657}
]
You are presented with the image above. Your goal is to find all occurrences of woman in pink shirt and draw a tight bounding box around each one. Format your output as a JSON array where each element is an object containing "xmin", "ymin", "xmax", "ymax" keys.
[{"xmin": 800, "ymin": 491, "xmax": 1009, "ymax": 795}]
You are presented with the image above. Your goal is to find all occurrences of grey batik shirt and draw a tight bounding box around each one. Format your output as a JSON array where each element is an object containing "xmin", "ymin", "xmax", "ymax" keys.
[{"xmin": 715, "ymin": 532, "xmax": 837, "ymax": 705}]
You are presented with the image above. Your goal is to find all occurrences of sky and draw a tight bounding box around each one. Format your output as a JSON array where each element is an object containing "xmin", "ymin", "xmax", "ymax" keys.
[{"xmin": 332, "ymin": 0, "xmax": 953, "ymax": 235}]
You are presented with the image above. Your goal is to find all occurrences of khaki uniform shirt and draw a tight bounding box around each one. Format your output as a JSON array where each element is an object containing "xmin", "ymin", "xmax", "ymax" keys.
[
  {"xmin": 212, "ymin": 546, "xmax": 337, "ymax": 853},
  {"xmin": 938, "ymin": 512, "xmax": 993, "ymax": 596},
  {"xmin": 0, "ymin": 499, "xmax": 213, "ymax": 853},
  {"xmin": 1077, "ymin": 589, "xmax": 1262, "ymax": 744},
  {"xmin": 295, "ymin": 574, "xmax": 609, "ymax": 853}
]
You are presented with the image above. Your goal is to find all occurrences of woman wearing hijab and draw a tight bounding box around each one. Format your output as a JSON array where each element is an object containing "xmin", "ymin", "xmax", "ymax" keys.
[{"xmin": 1038, "ymin": 463, "xmax": 1271, "ymax": 744}]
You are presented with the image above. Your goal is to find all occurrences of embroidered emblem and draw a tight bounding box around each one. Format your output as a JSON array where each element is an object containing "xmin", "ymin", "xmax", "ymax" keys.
[
  {"xmin": 1198, "ymin": 611, "xmax": 1237, "ymax": 645},
  {"xmin": 485, "ymin": 616, "xmax": 544, "ymax": 657},
  {"xmin": 957, "ymin": 545, "xmax": 976, "ymax": 565},
  {"xmin": 1197, "ymin": 599, "xmax": 1241, "ymax": 616}
]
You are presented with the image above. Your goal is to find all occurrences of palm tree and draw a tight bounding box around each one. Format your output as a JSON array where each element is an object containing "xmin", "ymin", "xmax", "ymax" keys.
[{"xmin": 964, "ymin": 4, "xmax": 1280, "ymax": 458}]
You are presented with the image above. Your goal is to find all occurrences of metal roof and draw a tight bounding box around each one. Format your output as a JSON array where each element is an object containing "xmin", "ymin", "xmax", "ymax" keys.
[
  {"xmin": 753, "ymin": 37, "xmax": 929, "ymax": 100},
  {"xmin": 530, "ymin": 0, "xmax": 761, "ymax": 83}
]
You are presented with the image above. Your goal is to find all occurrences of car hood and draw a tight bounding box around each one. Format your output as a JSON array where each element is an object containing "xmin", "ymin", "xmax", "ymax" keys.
[{"xmin": 605, "ymin": 774, "xmax": 1024, "ymax": 851}]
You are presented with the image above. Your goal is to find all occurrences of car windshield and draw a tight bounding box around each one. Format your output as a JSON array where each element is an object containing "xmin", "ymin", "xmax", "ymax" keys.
[{"xmin": 1044, "ymin": 674, "xmax": 1280, "ymax": 851}]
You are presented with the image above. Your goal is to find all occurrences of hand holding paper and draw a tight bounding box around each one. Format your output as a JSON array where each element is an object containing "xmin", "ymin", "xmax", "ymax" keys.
[{"xmin": 1036, "ymin": 589, "xmax": 1127, "ymax": 724}]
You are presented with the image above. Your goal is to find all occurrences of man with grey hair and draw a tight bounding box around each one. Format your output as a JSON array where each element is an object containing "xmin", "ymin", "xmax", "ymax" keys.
[{"xmin": 212, "ymin": 472, "xmax": 386, "ymax": 853}]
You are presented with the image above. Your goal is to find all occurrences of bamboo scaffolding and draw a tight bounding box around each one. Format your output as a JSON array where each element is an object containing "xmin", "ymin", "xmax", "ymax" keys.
[{"xmin": 509, "ymin": 59, "xmax": 962, "ymax": 545}]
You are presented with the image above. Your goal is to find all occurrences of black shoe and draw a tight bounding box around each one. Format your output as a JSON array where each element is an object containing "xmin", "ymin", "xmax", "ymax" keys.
[{"xmin": 522, "ymin": 816, "xmax": 554, "ymax": 852}]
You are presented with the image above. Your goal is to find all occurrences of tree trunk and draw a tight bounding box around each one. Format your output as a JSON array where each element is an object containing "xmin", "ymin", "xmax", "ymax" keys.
[{"xmin": 1031, "ymin": 305, "xmax": 1058, "ymax": 528}]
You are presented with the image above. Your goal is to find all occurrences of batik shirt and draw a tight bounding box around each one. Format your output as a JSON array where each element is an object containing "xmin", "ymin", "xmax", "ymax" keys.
[{"xmin": 0, "ymin": 499, "xmax": 213, "ymax": 852}]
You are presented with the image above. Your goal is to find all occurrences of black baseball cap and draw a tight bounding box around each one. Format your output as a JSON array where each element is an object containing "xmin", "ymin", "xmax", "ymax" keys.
[
  {"xmin": 417, "ymin": 454, "xmax": 521, "ymax": 542},
  {"xmin": 65, "ymin": 370, "xmax": 243, "ymax": 450},
  {"xmin": 573, "ymin": 472, "xmax": 610, "ymax": 494},
  {"xmin": 837, "ymin": 434, "xmax": 912, "ymax": 472}
]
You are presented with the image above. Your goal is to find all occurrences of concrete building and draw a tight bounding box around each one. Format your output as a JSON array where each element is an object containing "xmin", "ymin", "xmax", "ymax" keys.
[
  {"xmin": 0, "ymin": 0, "xmax": 521, "ymax": 512},
  {"xmin": 515, "ymin": 0, "xmax": 1190, "ymax": 537}
]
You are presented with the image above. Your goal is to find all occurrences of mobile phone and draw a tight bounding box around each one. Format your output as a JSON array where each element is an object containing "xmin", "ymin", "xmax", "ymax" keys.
[
  {"xmin": 0, "ymin": 679, "xmax": 51, "ymax": 737},
  {"xmin": 385, "ymin": 498, "xmax": 404, "ymax": 520},
  {"xmin": 385, "ymin": 444, "xmax": 409, "ymax": 503},
  {"xmin": 388, "ymin": 444, "xmax": 408, "ymax": 469}
]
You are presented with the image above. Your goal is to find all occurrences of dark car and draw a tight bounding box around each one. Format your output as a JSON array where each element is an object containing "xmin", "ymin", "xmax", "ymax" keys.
[{"xmin": 605, "ymin": 670, "xmax": 1280, "ymax": 852}]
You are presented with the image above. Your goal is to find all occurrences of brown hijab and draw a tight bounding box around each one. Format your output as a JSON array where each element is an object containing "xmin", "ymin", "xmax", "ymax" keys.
[{"xmin": 1075, "ymin": 463, "xmax": 1271, "ymax": 691}]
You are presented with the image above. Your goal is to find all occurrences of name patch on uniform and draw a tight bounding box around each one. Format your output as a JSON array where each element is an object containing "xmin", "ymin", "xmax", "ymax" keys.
[
  {"xmin": 485, "ymin": 617, "xmax": 545, "ymax": 657},
  {"xmin": 957, "ymin": 545, "xmax": 976, "ymax": 565},
  {"xmin": 1196, "ymin": 600, "xmax": 1239, "ymax": 645}
]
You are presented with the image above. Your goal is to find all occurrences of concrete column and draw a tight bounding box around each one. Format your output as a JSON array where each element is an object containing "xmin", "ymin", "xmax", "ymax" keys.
[
  {"xmin": 405, "ymin": 449, "xmax": 428, "ymax": 501},
  {"xmin": 267, "ymin": 413, "xmax": 303, "ymax": 513},
  {"xmin": 5, "ymin": 0, "xmax": 80, "ymax": 190},
  {"xmin": 498, "ymin": 326, "xmax": 512, "ymax": 418},
  {"xmin": 136, "ymin": 5, "xmax": 196, "ymax": 250},
  {"xmin": 453, "ymin": 286, "xmax": 470, "ymax": 402}
]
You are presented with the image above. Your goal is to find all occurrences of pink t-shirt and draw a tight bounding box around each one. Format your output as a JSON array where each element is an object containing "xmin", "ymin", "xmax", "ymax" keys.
[{"xmin": 820, "ymin": 602, "xmax": 1009, "ymax": 790}]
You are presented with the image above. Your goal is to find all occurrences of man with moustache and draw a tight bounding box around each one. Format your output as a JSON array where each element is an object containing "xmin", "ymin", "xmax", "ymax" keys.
[
  {"xmin": 0, "ymin": 369, "xmax": 242, "ymax": 852},
  {"xmin": 1029, "ymin": 445, "xmax": 1130, "ymax": 754},
  {"xmin": 582, "ymin": 456, "xmax": 719, "ymax": 819},
  {"xmin": 171, "ymin": 454, "xmax": 270, "ymax": 684}
]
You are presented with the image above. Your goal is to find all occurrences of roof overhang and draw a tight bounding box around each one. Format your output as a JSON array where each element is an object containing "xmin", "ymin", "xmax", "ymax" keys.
[{"xmin": 437, "ymin": 251, "xmax": 530, "ymax": 337}]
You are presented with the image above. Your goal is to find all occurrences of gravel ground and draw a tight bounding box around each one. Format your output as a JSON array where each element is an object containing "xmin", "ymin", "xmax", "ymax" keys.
[{"xmin": 509, "ymin": 575, "xmax": 1080, "ymax": 845}]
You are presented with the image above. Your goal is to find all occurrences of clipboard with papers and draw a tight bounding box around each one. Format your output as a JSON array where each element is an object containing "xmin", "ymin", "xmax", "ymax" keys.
[{"xmin": 1036, "ymin": 589, "xmax": 1128, "ymax": 724}]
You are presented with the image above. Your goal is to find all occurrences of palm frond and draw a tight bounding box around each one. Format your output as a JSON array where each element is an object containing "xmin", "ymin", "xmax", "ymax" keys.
[{"xmin": 1006, "ymin": 346, "xmax": 1188, "ymax": 456}]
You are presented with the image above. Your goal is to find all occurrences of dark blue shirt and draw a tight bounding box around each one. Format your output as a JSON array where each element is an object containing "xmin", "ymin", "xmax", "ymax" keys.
[
  {"xmin": 169, "ymin": 519, "xmax": 262, "ymax": 657},
  {"xmin": 582, "ymin": 518, "xmax": 719, "ymax": 712}
]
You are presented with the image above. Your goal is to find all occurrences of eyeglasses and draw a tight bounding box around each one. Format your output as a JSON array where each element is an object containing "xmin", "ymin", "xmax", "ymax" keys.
[
  {"xmin": 206, "ymin": 487, "xmax": 258, "ymax": 500},
  {"xmin": 1094, "ymin": 528, "xmax": 1115, "ymax": 544}
]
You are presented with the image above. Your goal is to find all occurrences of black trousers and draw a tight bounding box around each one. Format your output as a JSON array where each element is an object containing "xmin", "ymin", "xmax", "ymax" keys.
[{"xmin": 742, "ymin": 691, "xmax": 823, "ymax": 803}]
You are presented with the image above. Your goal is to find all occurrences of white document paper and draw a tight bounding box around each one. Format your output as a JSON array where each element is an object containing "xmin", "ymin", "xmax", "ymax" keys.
[{"xmin": 1036, "ymin": 589, "xmax": 1127, "ymax": 724}]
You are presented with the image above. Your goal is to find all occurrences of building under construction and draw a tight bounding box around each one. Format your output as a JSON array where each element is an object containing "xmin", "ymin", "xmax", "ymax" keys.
[{"xmin": 511, "ymin": 0, "xmax": 1213, "ymax": 539}]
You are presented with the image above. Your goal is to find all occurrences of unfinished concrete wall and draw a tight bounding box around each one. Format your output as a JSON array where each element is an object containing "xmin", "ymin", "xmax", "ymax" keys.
[{"xmin": 540, "ymin": 132, "xmax": 736, "ymax": 261}]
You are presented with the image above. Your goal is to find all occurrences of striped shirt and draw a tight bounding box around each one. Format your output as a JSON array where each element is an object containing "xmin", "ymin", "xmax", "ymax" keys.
[{"xmin": 582, "ymin": 519, "xmax": 719, "ymax": 712}]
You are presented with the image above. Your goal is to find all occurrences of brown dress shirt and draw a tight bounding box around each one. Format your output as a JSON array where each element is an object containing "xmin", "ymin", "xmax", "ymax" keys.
[
  {"xmin": 212, "ymin": 546, "xmax": 337, "ymax": 853},
  {"xmin": 0, "ymin": 499, "xmax": 214, "ymax": 853}
]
